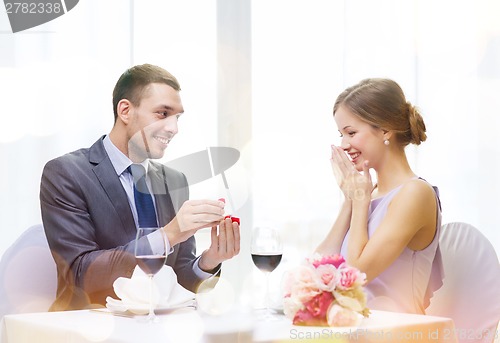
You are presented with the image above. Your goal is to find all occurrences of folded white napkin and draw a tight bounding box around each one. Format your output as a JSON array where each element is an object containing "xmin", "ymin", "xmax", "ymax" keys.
[{"xmin": 106, "ymin": 265, "xmax": 195, "ymax": 315}]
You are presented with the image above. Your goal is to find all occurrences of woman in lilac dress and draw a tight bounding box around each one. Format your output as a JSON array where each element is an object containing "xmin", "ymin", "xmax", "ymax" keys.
[{"xmin": 316, "ymin": 78, "xmax": 442, "ymax": 314}]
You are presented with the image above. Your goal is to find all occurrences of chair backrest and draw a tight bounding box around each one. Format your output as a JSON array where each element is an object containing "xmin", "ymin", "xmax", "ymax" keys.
[
  {"xmin": 426, "ymin": 222, "xmax": 500, "ymax": 343},
  {"xmin": 0, "ymin": 224, "xmax": 57, "ymax": 318}
]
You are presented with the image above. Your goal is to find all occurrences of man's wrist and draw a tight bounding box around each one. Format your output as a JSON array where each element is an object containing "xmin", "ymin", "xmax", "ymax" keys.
[
  {"xmin": 162, "ymin": 221, "xmax": 180, "ymax": 247},
  {"xmin": 200, "ymin": 263, "xmax": 221, "ymax": 275},
  {"xmin": 198, "ymin": 254, "xmax": 221, "ymax": 274}
]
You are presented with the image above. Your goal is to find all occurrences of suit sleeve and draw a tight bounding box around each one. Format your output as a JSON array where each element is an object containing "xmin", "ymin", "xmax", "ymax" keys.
[
  {"xmin": 40, "ymin": 157, "xmax": 136, "ymax": 309},
  {"xmin": 161, "ymin": 168, "xmax": 207, "ymax": 292}
]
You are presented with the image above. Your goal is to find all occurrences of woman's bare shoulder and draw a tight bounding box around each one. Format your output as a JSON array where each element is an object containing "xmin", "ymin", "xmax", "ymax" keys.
[{"xmin": 392, "ymin": 178, "xmax": 437, "ymax": 208}]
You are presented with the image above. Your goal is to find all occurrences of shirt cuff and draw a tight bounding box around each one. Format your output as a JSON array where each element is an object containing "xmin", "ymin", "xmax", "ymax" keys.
[
  {"xmin": 147, "ymin": 229, "xmax": 174, "ymax": 255},
  {"xmin": 194, "ymin": 256, "xmax": 221, "ymax": 278}
]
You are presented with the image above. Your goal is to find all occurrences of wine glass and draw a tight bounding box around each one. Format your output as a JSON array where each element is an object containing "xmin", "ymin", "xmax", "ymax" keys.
[
  {"xmin": 134, "ymin": 227, "xmax": 167, "ymax": 323},
  {"xmin": 251, "ymin": 226, "xmax": 283, "ymax": 320}
]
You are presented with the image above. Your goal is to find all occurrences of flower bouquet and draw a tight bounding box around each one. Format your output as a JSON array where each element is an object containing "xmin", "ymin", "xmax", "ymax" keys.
[{"xmin": 283, "ymin": 254, "xmax": 370, "ymax": 327}]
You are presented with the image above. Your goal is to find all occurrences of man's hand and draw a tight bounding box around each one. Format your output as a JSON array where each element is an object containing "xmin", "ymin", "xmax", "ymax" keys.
[
  {"xmin": 198, "ymin": 217, "xmax": 241, "ymax": 272},
  {"xmin": 163, "ymin": 199, "xmax": 225, "ymax": 246}
]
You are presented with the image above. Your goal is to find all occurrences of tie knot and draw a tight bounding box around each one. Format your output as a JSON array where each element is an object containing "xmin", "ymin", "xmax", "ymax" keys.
[{"xmin": 128, "ymin": 164, "xmax": 146, "ymax": 181}]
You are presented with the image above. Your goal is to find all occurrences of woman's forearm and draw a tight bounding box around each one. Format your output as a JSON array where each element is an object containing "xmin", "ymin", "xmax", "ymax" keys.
[
  {"xmin": 315, "ymin": 200, "xmax": 352, "ymax": 254},
  {"xmin": 346, "ymin": 198, "xmax": 370, "ymax": 267}
]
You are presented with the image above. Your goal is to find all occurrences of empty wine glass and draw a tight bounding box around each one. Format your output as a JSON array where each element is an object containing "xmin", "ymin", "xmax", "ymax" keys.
[
  {"xmin": 134, "ymin": 227, "xmax": 167, "ymax": 323},
  {"xmin": 251, "ymin": 226, "xmax": 283, "ymax": 320}
]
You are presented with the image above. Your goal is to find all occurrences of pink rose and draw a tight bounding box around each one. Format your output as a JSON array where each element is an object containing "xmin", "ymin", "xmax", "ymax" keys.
[
  {"xmin": 314, "ymin": 264, "xmax": 338, "ymax": 292},
  {"xmin": 293, "ymin": 292, "xmax": 334, "ymax": 326},
  {"xmin": 311, "ymin": 254, "xmax": 345, "ymax": 269},
  {"xmin": 338, "ymin": 267, "xmax": 364, "ymax": 290},
  {"xmin": 286, "ymin": 265, "xmax": 321, "ymax": 303}
]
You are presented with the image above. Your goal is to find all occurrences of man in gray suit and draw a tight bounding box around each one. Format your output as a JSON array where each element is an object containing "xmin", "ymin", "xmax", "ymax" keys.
[{"xmin": 40, "ymin": 64, "xmax": 240, "ymax": 311}]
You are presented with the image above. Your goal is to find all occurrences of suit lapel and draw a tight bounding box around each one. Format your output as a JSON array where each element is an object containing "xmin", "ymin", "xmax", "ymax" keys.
[
  {"xmin": 148, "ymin": 162, "xmax": 176, "ymax": 227},
  {"xmin": 148, "ymin": 162, "xmax": 180, "ymax": 266},
  {"xmin": 89, "ymin": 137, "xmax": 136, "ymax": 236}
]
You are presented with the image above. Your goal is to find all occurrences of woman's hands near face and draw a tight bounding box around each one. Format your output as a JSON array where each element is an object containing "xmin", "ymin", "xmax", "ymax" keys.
[{"xmin": 330, "ymin": 144, "xmax": 373, "ymax": 202}]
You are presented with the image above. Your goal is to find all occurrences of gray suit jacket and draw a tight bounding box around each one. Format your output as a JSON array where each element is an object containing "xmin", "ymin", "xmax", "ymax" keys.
[{"xmin": 40, "ymin": 136, "xmax": 203, "ymax": 310}]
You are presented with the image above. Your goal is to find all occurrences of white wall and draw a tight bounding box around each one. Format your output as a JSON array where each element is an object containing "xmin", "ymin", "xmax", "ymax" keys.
[{"xmin": 251, "ymin": 0, "xmax": 500, "ymax": 261}]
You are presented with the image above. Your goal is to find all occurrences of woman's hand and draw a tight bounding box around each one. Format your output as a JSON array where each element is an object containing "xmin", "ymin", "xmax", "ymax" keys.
[{"xmin": 330, "ymin": 145, "xmax": 373, "ymax": 202}]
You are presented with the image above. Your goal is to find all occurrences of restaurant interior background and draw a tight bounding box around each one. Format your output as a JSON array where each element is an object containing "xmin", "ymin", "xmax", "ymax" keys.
[{"xmin": 1, "ymin": 0, "xmax": 499, "ymax": 309}]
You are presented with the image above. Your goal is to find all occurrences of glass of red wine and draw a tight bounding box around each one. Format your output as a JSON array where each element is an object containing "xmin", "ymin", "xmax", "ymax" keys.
[
  {"xmin": 251, "ymin": 226, "xmax": 283, "ymax": 320},
  {"xmin": 134, "ymin": 227, "xmax": 167, "ymax": 323}
]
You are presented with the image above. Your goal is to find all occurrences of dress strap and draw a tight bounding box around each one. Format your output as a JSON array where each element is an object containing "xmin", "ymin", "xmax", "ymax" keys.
[{"xmin": 418, "ymin": 177, "xmax": 442, "ymax": 212}]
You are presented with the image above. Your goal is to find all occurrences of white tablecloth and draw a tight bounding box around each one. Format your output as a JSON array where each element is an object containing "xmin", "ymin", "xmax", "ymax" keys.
[{"xmin": 1, "ymin": 308, "xmax": 457, "ymax": 343}]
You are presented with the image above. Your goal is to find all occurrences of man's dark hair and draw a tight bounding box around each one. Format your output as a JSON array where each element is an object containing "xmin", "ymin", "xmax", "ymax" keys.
[{"xmin": 112, "ymin": 64, "xmax": 181, "ymax": 122}]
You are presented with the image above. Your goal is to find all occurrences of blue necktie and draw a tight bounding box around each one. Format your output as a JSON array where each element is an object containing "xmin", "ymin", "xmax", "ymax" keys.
[{"xmin": 129, "ymin": 164, "xmax": 158, "ymax": 228}]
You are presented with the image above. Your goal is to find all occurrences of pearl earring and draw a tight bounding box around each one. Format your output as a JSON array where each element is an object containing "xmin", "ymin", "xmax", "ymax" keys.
[{"xmin": 384, "ymin": 139, "xmax": 390, "ymax": 146}]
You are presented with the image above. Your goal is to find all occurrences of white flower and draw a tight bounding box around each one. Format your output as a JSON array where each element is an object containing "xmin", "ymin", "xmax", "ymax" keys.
[
  {"xmin": 327, "ymin": 304, "xmax": 361, "ymax": 327},
  {"xmin": 333, "ymin": 291, "xmax": 364, "ymax": 312},
  {"xmin": 283, "ymin": 296, "xmax": 303, "ymax": 319}
]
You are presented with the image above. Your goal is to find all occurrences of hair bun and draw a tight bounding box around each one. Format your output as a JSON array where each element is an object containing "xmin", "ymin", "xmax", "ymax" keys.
[{"xmin": 407, "ymin": 102, "xmax": 427, "ymax": 145}]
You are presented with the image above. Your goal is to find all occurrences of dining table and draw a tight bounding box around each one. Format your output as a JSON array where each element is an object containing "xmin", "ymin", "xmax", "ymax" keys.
[{"xmin": 1, "ymin": 307, "xmax": 458, "ymax": 343}]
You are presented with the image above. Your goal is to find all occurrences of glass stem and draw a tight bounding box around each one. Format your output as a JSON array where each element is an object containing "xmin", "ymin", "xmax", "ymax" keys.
[
  {"xmin": 265, "ymin": 272, "xmax": 271, "ymax": 315},
  {"xmin": 148, "ymin": 275, "xmax": 154, "ymax": 320}
]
